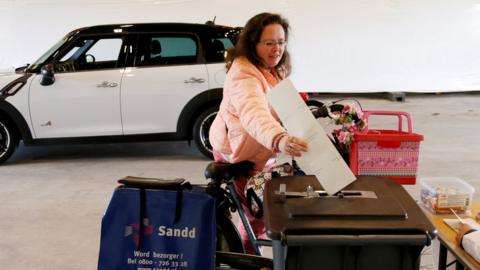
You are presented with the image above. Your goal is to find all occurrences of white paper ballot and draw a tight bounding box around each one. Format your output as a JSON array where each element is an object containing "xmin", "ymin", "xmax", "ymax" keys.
[
  {"xmin": 443, "ymin": 218, "xmax": 480, "ymax": 232},
  {"xmin": 268, "ymin": 78, "xmax": 356, "ymax": 195}
]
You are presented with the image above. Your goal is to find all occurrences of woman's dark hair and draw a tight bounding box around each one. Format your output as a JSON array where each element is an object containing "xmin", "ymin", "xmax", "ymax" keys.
[{"xmin": 226, "ymin": 12, "xmax": 291, "ymax": 77}]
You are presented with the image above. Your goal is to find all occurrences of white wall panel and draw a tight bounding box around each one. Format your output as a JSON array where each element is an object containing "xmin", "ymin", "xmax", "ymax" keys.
[
  {"xmin": 0, "ymin": 1, "xmax": 14, "ymax": 70},
  {"xmin": 286, "ymin": 0, "xmax": 480, "ymax": 92},
  {"xmin": 1, "ymin": 0, "xmax": 480, "ymax": 92}
]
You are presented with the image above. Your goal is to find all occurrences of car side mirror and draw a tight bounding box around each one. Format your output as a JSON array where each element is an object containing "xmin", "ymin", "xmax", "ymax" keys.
[{"xmin": 40, "ymin": 64, "xmax": 55, "ymax": 86}]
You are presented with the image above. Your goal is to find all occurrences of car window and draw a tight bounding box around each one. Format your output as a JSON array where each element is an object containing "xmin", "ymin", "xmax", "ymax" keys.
[
  {"xmin": 136, "ymin": 34, "xmax": 198, "ymax": 67},
  {"xmin": 206, "ymin": 37, "xmax": 233, "ymax": 63},
  {"xmin": 85, "ymin": 39, "xmax": 123, "ymax": 62},
  {"xmin": 30, "ymin": 37, "xmax": 68, "ymax": 70},
  {"xmin": 55, "ymin": 37, "xmax": 123, "ymax": 73},
  {"xmin": 59, "ymin": 45, "xmax": 82, "ymax": 62}
]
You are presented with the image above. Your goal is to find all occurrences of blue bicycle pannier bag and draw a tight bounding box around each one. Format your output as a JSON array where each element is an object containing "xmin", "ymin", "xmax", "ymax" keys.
[{"xmin": 97, "ymin": 185, "xmax": 216, "ymax": 270}]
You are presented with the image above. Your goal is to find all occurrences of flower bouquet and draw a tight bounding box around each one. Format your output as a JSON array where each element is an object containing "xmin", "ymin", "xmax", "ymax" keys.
[{"xmin": 327, "ymin": 101, "xmax": 367, "ymax": 164}]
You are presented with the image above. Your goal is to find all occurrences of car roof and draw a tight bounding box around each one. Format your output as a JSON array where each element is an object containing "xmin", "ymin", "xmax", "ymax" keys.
[{"xmin": 67, "ymin": 23, "xmax": 239, "ymax": 37}]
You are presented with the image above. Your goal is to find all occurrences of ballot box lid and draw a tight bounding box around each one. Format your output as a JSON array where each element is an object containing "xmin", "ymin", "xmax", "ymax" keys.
[{"xmin": 264, "ymin": 176, "xmax": 436, "ymax": 241}]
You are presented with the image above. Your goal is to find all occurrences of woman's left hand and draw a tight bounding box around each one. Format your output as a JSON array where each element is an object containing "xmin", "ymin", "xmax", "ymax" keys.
[{"xmin": 456, "ymin": 223, "xmax": 473, "ymax": 245}]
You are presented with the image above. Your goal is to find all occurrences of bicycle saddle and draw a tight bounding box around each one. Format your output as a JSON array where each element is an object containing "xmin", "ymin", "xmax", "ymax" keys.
[{"xmin": 204, "ymin": 161, "xmax": 255, "ymax": 181}]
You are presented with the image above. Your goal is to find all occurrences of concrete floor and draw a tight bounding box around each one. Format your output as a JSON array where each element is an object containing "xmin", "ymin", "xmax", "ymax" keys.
[{"xmin": 0, "ymin": 92, "xmax": 479, "ymax": 270}]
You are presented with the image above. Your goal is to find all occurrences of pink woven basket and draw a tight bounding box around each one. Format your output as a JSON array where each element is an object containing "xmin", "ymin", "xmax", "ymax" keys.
[{"xmin": 349, "ymin": 111, "xmax": 424, "ymax": 185}]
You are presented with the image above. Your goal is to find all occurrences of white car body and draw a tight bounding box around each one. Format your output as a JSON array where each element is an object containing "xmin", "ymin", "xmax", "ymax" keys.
[{"xmin": 0, "ymin": 23, "xmax": 240, "ymax": 163}]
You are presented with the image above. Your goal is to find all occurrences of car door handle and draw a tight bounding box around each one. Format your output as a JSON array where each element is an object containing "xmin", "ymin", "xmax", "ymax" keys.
[
  {"xmin": 184, "ymin": 77, "xmax": 205, "ymax": 84},
  {"xmin": 96, "ymin": 81, "xmax": 118, "ymax": 88}
]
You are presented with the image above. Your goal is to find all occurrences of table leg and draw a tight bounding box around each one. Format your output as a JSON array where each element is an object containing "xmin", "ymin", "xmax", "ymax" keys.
[
  {"xmin": 272, "ymin": 240, "xmax": 285, "ymax": 270},
  {"xmin": 439, "ymin": 243, "xmax": 447, "ymax": 270}
]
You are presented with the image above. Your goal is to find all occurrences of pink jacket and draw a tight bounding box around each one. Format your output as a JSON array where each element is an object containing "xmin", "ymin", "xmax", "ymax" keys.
[{"xmin": 209, "ymin": 57, "xmax": 286, "ymax": 170}]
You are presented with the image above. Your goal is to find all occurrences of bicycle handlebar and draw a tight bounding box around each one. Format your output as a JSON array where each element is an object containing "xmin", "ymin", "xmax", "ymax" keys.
[{"xmin": 311, "ymin": 103, "xmax": 344, "ymax": 119}]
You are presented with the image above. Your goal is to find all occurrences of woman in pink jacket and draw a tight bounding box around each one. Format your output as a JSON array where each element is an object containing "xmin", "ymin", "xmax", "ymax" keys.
[{"xmin": 209, "ymin": 12, "xmax": 308, "ymax": 253}]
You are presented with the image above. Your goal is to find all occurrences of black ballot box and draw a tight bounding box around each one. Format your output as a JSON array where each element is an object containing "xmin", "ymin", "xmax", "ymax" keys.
[{"xmin": 263, "ymin": 176, "xmax": 436, "ymax": 270}]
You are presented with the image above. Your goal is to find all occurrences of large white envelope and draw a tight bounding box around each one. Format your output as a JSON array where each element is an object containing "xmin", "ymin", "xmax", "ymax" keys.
[{"xmin": 267, "ymin": 78, "xmax": 356, "ymax": 195}]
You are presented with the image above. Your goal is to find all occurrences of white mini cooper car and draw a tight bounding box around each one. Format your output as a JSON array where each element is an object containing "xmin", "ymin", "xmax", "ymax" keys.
[{"xmin": 0, "ymin": 22, "xmax": 242, "ymax": 163}]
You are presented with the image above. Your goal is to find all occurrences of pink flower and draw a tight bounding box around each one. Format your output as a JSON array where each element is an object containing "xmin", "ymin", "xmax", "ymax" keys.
[
  {"xmin": 342, "ymin": 104, "xmax": 352, "ymax": 114},
  {"xmin": 337, "ymin": 131, "xmax": 351, "ymax": 144}
]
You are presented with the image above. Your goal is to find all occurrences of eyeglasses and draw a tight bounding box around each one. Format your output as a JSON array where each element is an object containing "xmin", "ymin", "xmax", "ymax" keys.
[{"xmin": 259, "ymin": 39, "xmax": 287, "ymax": 48}]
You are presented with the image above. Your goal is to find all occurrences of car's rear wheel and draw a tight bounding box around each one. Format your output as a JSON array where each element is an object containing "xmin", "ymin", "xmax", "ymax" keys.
[
  {"xmin": 0, "ymin": 118, "xmax": 18, "ymax": 164},
  {"xmin": 193, "ymin": 106, "xmax": 218, "ymax": 159}
]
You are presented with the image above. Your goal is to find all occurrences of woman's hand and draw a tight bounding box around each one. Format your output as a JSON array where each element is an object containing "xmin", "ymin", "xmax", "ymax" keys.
[
  {"xmin": 279, "ymin": 136, "xmax": 308, "ymax": 156},
  {"xmin": 456, "ymin": 223, "xmax": 474, "ymax": 245}
]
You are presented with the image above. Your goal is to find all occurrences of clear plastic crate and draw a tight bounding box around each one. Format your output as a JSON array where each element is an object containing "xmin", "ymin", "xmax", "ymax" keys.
[{"xmin": 420, "ymin": 177, "xmax": 475, "ymax": 214}]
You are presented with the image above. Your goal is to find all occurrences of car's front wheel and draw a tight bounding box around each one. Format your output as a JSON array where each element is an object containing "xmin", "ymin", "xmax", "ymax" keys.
[
  {"xmin": 0, "ymin": 118, "xmax": 18, "ymax": 164},
  {"xmin": 193, "ymin": 106, "xmax": 218, "ymax": 159}
]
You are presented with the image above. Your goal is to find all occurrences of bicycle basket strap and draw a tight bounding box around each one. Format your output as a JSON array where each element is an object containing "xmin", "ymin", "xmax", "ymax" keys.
[
  {"xmin": 138, "ymin": 188, "xmax": 146, "ymax": 249},
  {"xmin": 136, "ymin": 183, "xmax": 188, "ymax": 249},
  {"xmin": 174, "ymin": 188, "xmax": 183, "ymax": 224},
  {"xmin": 137, "ymin": 187, "xmax": 186, "ymax": 248}
]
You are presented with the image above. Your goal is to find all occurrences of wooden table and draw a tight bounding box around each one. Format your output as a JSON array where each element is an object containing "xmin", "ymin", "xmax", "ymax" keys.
[{"xmin": 423, "ymin": 202, "xmax": 480, "ymax": 270}]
